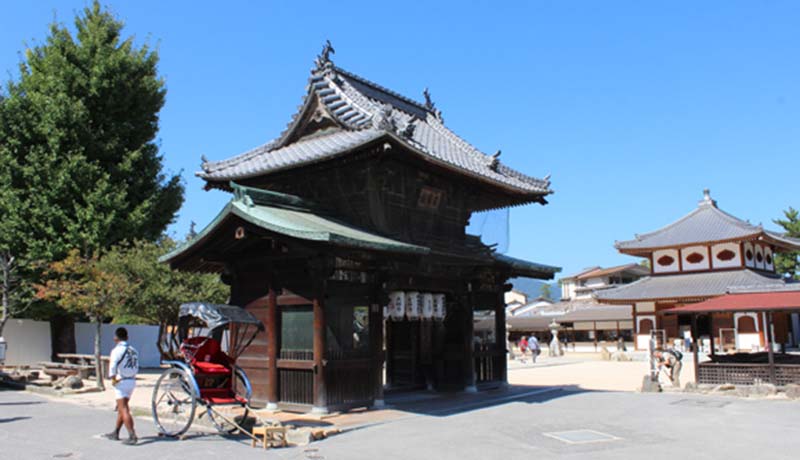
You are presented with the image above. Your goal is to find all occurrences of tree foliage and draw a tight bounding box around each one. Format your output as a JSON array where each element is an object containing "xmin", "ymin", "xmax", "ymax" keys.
[
  {"xmin": 0, "ymin": 2, "xmax": 183, "ymax": 335},
  {"xmin": 539, "ymin": 283, "xmax": 552, "ymax": 300},
  {"xmin": 774, "ymin": 207, "xmax": 800, "ymax": 279},
  {"xmin": 0, "ymin": 0, "xmax": 183, "ymax": 261},
  {"xmin": 103, "ymin": 238, "xmax": 229, "ymax": 358},
  {"xmin": 36, "ymin": 250, "xmax": 136, "ymax": 389}
]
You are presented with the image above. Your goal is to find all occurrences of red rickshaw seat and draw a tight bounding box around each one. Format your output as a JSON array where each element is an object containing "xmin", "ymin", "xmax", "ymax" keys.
[{"xmin": 181, "ymin": 337, "xmax": 232, "ymax": 376}]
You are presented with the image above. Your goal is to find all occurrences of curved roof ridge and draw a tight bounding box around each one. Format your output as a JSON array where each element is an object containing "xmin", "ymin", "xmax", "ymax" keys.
[
  {"xmin": 333, "ymin": 65, "xmax": 431, "ymax": 115},
  {"xmin": 616, "ymin": 200, "xmax": 761, "ymax": 249}
]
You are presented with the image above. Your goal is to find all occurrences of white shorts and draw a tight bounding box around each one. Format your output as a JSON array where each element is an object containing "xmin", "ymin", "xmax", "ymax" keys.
[{"xmin": 113, "ymin": 379, "xmax": 136, "ymax": 400}]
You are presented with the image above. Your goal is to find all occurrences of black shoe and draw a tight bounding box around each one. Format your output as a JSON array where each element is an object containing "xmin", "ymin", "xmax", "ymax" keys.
[
  {"xmin": 102, "ymin": 432, "xmax": 119, "ymax": 441},
  {"xmin": 121, "ymin": 436, "xmax": 138, "ymax": 446}
]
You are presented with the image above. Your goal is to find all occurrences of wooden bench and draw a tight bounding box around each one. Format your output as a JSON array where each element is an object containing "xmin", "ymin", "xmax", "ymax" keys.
[
  {"xmin": 56, "ymin": 354, "xmax": 110, "ymax": 378},
  {"xmin": 39, "ymin": 362, "xmax": 95, "ymax": 380},
  {"xmin": 251, "ymin": 425, "xmax": 288, "ymax": 449}
]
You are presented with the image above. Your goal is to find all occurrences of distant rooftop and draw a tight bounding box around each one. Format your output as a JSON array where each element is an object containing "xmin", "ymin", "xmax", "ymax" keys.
[{"xmin": 615, "ymin": 189, "xmax": 800, "ymax": 253}]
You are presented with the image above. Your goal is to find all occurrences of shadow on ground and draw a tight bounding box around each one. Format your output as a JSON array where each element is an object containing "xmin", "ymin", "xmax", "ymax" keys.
[{"xmin": 383, "ymin": 384, "xmax": 602, "ymax": 417}]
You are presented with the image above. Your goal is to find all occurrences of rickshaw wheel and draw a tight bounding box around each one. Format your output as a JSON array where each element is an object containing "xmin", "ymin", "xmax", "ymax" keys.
[
  {"xmin": 206, "ymin": 371, "xmax": 251, "ymax": 434},
  {"xmin": 152, "ymin": 367, "xmax": 197, "ymax": 437}
]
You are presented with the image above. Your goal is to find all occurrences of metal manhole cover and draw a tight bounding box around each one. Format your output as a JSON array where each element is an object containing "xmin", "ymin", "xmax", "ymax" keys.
[
  {"xmin": 543, "ymin": 429, "xmax": 621, "ymax": 444},
  {"xmin": 670, "ymin": 398, "xmax": 730, "ymax": 408}
]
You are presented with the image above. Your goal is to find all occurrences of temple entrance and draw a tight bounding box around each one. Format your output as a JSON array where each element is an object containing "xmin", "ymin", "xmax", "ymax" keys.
[
  {"xmin": 386, "ymin": 320, "xmax": 439, "ymax": 391},
  {"xmin": 386, "ymin": 320, "xmax": 424, "ymax": 390}
]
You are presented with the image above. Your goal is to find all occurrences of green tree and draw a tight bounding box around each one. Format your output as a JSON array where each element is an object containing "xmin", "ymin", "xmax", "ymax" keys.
[
  {"xmin": 0, "ymin": 1, "xmax": 183, "ymax": 261},
  {"xmin": 103, "ymin": 238, "xmax": 229, "ymax": 359},
  {"xmin": 0, "ymin": 2, "xmax": 183, "ymax": 347},
  {"xmin": 774, "ymin": 207, "xmax": 800, "ymax": 279},
  {"xmin": 37, "ymin": 250, "xmax": 135, "ymax": 389},
  {"xmin": 0, "ymin": 139, "xmax": 31, "ymax": 337},
  {"xmin": 540, "ymin": 283, "xmax": 552, "ymax": 300}
]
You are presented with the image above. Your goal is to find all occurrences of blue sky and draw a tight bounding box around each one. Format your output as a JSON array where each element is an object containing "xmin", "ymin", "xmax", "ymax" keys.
[{"xmin": 3, "ymin": 1, "xmax": 800, "ymax": 278}]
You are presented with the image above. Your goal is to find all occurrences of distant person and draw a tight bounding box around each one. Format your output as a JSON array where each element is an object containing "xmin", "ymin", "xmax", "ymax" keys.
[
  {"xmin": 654, "ymin": 349, "xmax": 683, "ymax": 388},
  {"xmin": 104, "ymin": 327, "xmax": 139, "ymax": 445},
  {"xmin": 528, "ymin": 335, "xmax": 541, "ymax": 363},
  {"xmin": 518, "ymin": 336, "xmax": 528, "ymax": 363}
]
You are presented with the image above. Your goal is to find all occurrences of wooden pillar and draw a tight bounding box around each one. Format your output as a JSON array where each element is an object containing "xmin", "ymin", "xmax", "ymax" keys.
[
  {"xmin": 708, "ymin": 314, "xmax": 716, "ymax": 358},
  {"xmin": 266, "ymin": 286, "xmax": 279, "ymax": 410},
  {"xmin": 766, "ymin": 312, "xmax": 777, "ymax": 385},
  {"xmin": 495, "ymin": 291, "xmax": 507, "ymax": 385},
  {"xmin": 370, "ymin": 301, "xmax": 385, "ymax": 407},
  {"xmin": 691, "ymin": 314, "xmax": 700, "ymax": 385},
  {"xmin": 593, "ymin": 321, "xmax": 598, "ymax": 352},
  {"xmin": 385, "ymin": 319, "xmax": 393, "ymax": 389},
  {"xmin": 312, "ymin": 288, "xmax": 327, "ymax": 413},
  {"xmin": 464, "ymin": 293, "xmax": 477, "ymax": 392}
]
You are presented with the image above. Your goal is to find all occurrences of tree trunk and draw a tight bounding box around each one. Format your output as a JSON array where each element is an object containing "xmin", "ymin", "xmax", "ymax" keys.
[
  {"xmin": 0, "ymin": 253, "xmax": 11, "ymax": 338},
  {"xmin": 94, "ymin": 316, "xmax": 105, "ymax": 390}
]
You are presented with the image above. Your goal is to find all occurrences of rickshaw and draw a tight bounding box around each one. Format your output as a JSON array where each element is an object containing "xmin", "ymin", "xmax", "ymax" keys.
[{"xmin": 151, "ymin": 302, "xmax": 264, "ymax": 437}]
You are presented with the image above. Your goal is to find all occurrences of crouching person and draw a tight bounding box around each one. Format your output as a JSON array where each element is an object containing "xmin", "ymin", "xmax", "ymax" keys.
[
  {"xmin": 104, "ymin": 327, "xmax": 139, "ymax": 445},
  {"xmin": 654, "ymin": 349, "xmax": 683, "ymax": 388}
]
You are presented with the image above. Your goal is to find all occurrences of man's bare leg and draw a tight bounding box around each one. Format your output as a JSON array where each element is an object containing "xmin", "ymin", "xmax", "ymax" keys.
[{"xmin": 120, "ymin": 397, "xmax": 137, "ymax": 443}]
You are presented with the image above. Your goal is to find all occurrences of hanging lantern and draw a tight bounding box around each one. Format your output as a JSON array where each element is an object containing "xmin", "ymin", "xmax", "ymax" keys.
[
  {"xmin": 433, "ymin": 293, "xmax": 446, "ymax": 320},
  {"xmin": 389, "ymin": 291, "xmax": 405, "ymax": 321},
  {"xmin": 422, "ymin": 293, "xmax": 434, "ymax": 319},
  {"xmin": 405, "ymin": 291, "xmax": 421, "ymax": 320}
]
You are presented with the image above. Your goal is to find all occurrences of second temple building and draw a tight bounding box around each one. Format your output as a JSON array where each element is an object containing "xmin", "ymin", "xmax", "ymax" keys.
[{"xmin": 162, "ymin": 45, "xmax": 559, "ymax": 413}]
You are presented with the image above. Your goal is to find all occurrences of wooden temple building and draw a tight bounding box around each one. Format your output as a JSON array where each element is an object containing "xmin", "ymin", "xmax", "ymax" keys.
[
  {"xmin": 162, "ymin": 44, "xmax": 559, "ymax": 413},
  {"xmin": 596, "ymin": 190, "xmax": 800, "ymax": 352}
]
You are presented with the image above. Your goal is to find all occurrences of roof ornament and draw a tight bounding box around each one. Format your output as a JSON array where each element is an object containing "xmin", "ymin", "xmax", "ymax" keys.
[
  {"xmin": 315, "ymin": 39, "xmax": 335, "ymax": 69},
  {"xmin": 423, "ymin": 87, "xmax": 444, "ymax": 121},
  {"xmin": 700, "ymin": 188, "xmax": 717, "ymax": 207},
  {"xmin": 401, "ymin": 119, "xmax": 416, "ymax": 139},
  {"xmin": 373, "ymin": 103, "xmax": 397, "ymax": 132},
  {"xmin": 200, "ymin": 154, "xmax": 210, "ymax": 172},
  {"xmin": 489, "ymin": 150, "xmax": 501, "ymax": 171},
  {"xmin": 423, "ymin": 87, "xmax": 435, "ymax": 111}
]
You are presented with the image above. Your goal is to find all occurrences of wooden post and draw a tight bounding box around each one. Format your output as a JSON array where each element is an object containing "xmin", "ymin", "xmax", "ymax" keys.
[
  {"xmin": 593, "ymin": 321, "xmax": 598, "ymax": 352},
  {"xmin": 691, "ymin": 314, "xmax": 700, "ymax": 385},
  {"xmin": 370, "ymin": 300, "xmax": 385, "ymax": 407},
  {"xmin": 709, "ymin": 314, "xmax": 716, "ymax": 358},
  {"xmin": 266, "ymin": 286, "xmax": 279, "ymax": 411},
  {"xmin": 495, "ymin": 291, "xmax": 507, "ymax": 385},
  {"xmin": 766, "ymin": 312, "xmax": 776, "ymax": 385},
  {"xmin": 385, "ymin": 319, "xmax": 393, "ymax": 389},
  {"xmin": 312, "ymin": 289, "xmax": 327, "ymax": 414},
  {"xmin": 464, "ymin": 293, "xmax": 477, "ymax": 392}
]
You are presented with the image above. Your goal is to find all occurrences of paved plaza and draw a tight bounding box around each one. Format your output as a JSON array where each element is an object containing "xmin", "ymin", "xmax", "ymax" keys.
[{"xmin": 2, "ymin": 372, "xmax": 798, "ymax": 460}]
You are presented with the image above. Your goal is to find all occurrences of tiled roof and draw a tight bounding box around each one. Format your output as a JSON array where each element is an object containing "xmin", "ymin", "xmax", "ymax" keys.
[
  {"xmin": 198, "ymin": 55, "xmax": 551, "ymax": 196},
  {"xmin": 574, "ymin": 263, "xmax": 649, "ymax": 280},
  {"xmin": 662, "ymin": 291, "xmax": 800, "ymax": 314},
  {"xmin": 492, "ymin": 253, "xmax": 561, "ymax": 280},
  {"xmin": 616, "ymin": 190, "xmax": 800, "ymax": 251},
  {"xmin": 161, "ymin": 184, "xmax": 429, "ymax": 270},
  {"xmin": 595, "ymin": 269, "xmax": 787, "ymax": 302}
]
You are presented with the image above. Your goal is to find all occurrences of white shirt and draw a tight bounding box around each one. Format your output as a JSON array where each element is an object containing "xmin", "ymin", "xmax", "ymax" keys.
[{"xmin": 108, "ymin": 341, "xmax": 139, "ymax": 380}]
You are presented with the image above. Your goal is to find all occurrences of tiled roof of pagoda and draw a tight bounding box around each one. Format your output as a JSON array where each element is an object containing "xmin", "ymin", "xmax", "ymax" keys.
[
  {"xmin": 594, "ymin": 269, "xmax": 787, "ymax": 303},
  {"xmin": 198, "ymin": 45, "xmax": 551, "ymax": 196},
  {"xmin": 615, "ymin": 190, "xmax": 800, "ymax": 252}
]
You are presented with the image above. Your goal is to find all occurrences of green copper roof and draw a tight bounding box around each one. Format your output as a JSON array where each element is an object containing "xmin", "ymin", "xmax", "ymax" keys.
[
  {"xmin": 160, "ymin": 183, "xmax": 429, "ymax": 266},
  {"xmin": 492, "ymin": 253, "xmax": 561, "ymax": 280}
]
